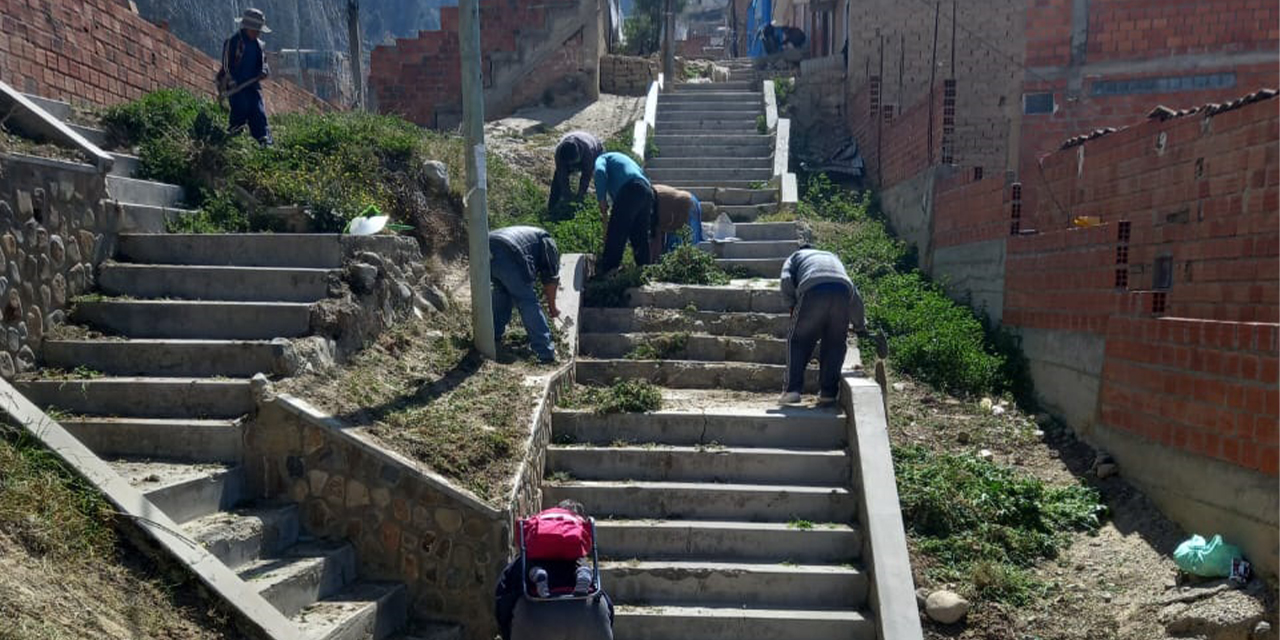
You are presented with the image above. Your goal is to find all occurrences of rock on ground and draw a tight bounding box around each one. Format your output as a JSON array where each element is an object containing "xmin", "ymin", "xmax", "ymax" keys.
[{"xmin": 925, "ymin": 590, "xmax": 970, "ymax": 624}]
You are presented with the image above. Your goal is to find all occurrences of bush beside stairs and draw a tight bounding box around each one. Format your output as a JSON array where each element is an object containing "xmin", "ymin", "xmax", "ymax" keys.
[{"xmin": 12, "ymin": 101, "xmax": 453, "ymax": 640}]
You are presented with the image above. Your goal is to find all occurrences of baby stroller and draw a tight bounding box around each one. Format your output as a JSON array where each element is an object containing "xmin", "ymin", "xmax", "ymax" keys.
[{"xmin": 518, "ymin": 506, "xmax": 603, "ymax": 600}]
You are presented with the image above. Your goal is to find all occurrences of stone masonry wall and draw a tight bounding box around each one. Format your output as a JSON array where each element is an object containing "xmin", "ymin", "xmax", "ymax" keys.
[
  {"xmin": 0, "ymin": 154, "xmax": 112, "ymax": 378},
  {"xmin": 0, "ymin": 0, "xmax": 326, "ymax": 111},
  {"xmin": 599, "ymin": 54, "xmax": 658, "ymax": 96}
]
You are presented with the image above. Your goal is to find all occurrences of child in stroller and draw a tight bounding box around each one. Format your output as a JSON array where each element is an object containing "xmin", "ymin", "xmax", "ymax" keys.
[{"xmin": 495, "ymin": 500, "xmax": 614, "ymax": 640}]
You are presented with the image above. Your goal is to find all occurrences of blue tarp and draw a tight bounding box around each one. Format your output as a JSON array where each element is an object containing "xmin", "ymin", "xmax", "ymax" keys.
[{"xmin": 746, "ymin": 0, "xmax": 771, "ymax": 57}]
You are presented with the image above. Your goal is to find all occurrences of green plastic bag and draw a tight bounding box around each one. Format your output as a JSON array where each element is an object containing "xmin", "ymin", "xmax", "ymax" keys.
[{"xmin": 1173, "ymin": 534, "xmax": 1241, "ymax": 577}]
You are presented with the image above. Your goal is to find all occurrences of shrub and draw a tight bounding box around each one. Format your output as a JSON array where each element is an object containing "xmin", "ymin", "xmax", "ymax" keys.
[
  {"xmin": 587, "ymin": 379, "xmax": 664, "ymax": 413},
  {"xmin": 625, "ymin": 332, "xmax": 689, "ymax": 360},
  {"xmin": 773, "ymin": 76, "xmax": 795, "ymax": 113},
  {"xmin": 894, "ymin": 445, "xmax": 1105, "ymax": 603},
  {"xmin": 583, "ymin": 264, "xmax": 645, "ymax": 307},
  {"xmin": 642, "ymin": 243, "xmax": 732, "ymax": 285}
]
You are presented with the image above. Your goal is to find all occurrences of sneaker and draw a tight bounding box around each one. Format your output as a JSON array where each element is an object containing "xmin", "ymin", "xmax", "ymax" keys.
[
  {"xmin": 817, "ymin": 394, "xmax": 839, "ymax": 405},
  {"xmin": 528, "ymin": 567, "xmax": 550, "ymax": 598},
  {"xmin": 574, "ymin": 566, "xmax": 593, "ymax": 595},
  {"xmin": 778, "ymin": 391, "xmax": 802, "ymax": 404}
]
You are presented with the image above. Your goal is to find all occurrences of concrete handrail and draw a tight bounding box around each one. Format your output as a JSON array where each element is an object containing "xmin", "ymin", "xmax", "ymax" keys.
[
  {"xmin": 763, "ymin": 79, "xmax": 779, "ymax": 131},
  {"xmin": 634, "ymin": 74, "xmax": 664, "ymax": 161},
  {"xmin": 773, "ymin": 117, "xmax": 798, "ymax": 210},
  {"xmin": 0, "ymin": 378, "xmax": 297, "ymax": 639},
  {"xmin": 0, "ymin": 80, "xmax": 114, "ymax": 173},
  {"xmin": 841, "ymin": 375, "xmax": 925, "ymax": 640}
]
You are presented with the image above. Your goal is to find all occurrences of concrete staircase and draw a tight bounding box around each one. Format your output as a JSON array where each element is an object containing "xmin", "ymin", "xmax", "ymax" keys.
[
  {"xmin": 15, "ymin": 231, "xmax": 437, "ymax": 639},
  {"xmin": 548, "ymin": 239, "xmax": 875, "ymax": 640},
  {"xmin": 650, "ymin": 78, "xmax": 796, "ymax": 278}
]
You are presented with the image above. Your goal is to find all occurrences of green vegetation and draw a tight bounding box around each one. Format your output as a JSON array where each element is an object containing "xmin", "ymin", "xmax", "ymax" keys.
[
  {"xmin": 100, "ymin": 88, "xmax": 466, "ymax": 234},
  {"xmin": 625, "ymin": 332, "xmax": 690, "ymax": 360},
  {"xmin": 787, "ymin": 519, "xmax": 815, "ymax": 530},
  {"xmin": 582, "ymin": 243, "xmax": 735, "ymax": 307},
  {"xmin": 800, "ymin": 173, "xmax": 1024, "ymax": 396},
  {"xmin": 894, "ymin": 445, "xmax": 1105, "ymax": 604},
  {"xmin": 622, "ymin": 0, "xmax": 687, "ymax": 55},
  {"xmin": 561, "ymin": 379, "xmax": 664, "ymax": 414},
  {"xmin": 756, "ymin": 114, "xmax": 769, "ymax": 134},
  {"xmin": 0, "ymin": 430, "xmax": 112, "ymax": 560},
  {"xmin": 772, "ymin": 76, "xmax": 795, "ymax": 113}
]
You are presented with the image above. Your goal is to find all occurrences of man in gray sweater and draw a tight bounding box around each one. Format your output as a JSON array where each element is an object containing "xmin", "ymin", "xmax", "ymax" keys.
[
  {"xmin": 779, "ymin": 247, "xmax": 867, "ymax": 404},
  {"xmin": 490, "ymin": 226, "xmax": 562, "ymax": 363},
  {"xmin": 548, "ymin": 131, "xmax": 604, "ymax": 216}
]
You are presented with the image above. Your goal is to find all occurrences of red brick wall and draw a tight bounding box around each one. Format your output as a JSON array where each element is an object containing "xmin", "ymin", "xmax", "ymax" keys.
[
  {"xmin": 932, "ymin": 173, "xmax": 1009, "ymax": 249},
  {"xmin": 0, "ymin": 0, "xmax": 325, "ymax": 112},
  {"xmin": 1084, "ymin": 0, "xmax": 1277, "ymax": 59},
  {"xmin": 370, "ymin": 0, "xmax": 589, "ymax": 129},
  {"xmin": 1101, "ymin": 316, "xmax": 1279, "ymax": 475},
  {"xmin": 847, "ymin": 80, "xmax": 944, "ymax": 190}
]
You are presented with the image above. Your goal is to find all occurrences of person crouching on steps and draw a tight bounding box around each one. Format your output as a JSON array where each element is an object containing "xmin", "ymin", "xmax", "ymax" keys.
[
  {"xmin": 779, "ymin": 246, "xmax": 866, "ymax": 405},
  {"xmin": 490, "ymin": 226, "xmax": 561, "ymax": 363},
  {"xmin": 549, "ymin": 131, "xmax": 604, "ymax": 217},
  {"xmin": 594, "ymin": 152, "xmax": 655, "ymax": 274}
]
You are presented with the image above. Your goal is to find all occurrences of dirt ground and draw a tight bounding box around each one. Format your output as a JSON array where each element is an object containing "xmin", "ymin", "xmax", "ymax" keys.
[{"xmin": 886, "ymin": 377, "xmax": 1279, "ymax": 640}]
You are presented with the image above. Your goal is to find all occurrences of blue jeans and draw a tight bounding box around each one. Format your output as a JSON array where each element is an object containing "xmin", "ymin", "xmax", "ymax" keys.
[
  {"xmin": 229, "ymin": 89, "xmax": 272, "ymax": 145},
  {"xmin": 492, "ymin": 248, "xmax": 555, "ymax": 361}
]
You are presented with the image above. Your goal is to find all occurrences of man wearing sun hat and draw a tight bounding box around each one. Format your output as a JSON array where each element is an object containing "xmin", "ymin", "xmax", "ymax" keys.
[{"xmin": 217, "ymin": 8, "xmax": 274, "ymax": 145}]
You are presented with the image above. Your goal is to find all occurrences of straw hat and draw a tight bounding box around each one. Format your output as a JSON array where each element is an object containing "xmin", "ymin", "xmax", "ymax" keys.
[{"xmin": 235, "ymin": 8, "xmax": 272, "ymax": 33}]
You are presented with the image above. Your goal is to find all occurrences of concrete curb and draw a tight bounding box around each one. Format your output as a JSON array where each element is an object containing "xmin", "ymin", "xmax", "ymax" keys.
[
  {"xmin": 0, "ymin": 378, "xmax": 297, "ymax": 639},
  {"xmin": 1, "ymin": 81, "xmax": 114, "ymax": 172},
  {"xmin": 841, "ymin": 375, "xmax": 925, "ymax": 640},
  {"xmin": 763, "ymin": 80, "xmax": 779, "ymax": 131}
]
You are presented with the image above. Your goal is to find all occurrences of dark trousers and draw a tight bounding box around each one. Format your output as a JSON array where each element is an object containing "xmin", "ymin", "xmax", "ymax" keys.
[
  {"xmin": 229, "ymin": 90, "xmax": 272, "ymax": 145},
  {"xmin": 786, "ymin": 286, "xmax": 852, "ymax": 396},
  {"xmin": 599, "ymin": 179, "xmax": 654, "ymax": 273}
]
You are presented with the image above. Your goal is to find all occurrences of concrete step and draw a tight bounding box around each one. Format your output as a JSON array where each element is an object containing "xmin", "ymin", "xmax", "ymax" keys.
[
  {"xmin": 595, "ymin": 519, "xmax": 861, "ymax": 564},
  {"xmin": 624, "ymin": 281, "xmax": 786, "ymax": 313},
  {"xmin": 655, "ymin": 143, "xmax": 773, "ymax": 158},
  {"xmin": 705, "ymin": 187, "xmax": 779, "ymax": 206},
  {"xmin": 656, "ymin": 120, "xmax": 761, "ymax": 133},
  {"xmin": 715, "ymin": 203, "xmax": 780, "ymax": 222},
  {"xmin": 104, "ymin": 200, "xmax": 198, "ymax": 234},
  {"xmin": 652, "ymin": 134, "xmax": 772, "ymax": 149},
  {"xmin": 734, "ymin": 222, "xmax": 800, "ymax": 241},
  {"xmin": 110, "ymin": 459, "xmax": 245, "ymax": 524},
  {"xmin": 296, "ymin": 582, "xmax": 407, "ymax": 640},
  {"xmin": 579, "ymin": 308, "xmax": 789, "ymax": 339},
  {"xmin": 613, "ymin": 606, "xmax": 873, "ymax": 640},
  {"xmin": 657, "ymin": 101, "xmax": 764, "ymax": 112},
  {"xmin": 72, "ymin": 300, "xmax": 313, "ymax": 340},
  {"xmin": 186, "ymin": 504, "xmax": 301, "ymax": 569},
  {"xmin": 68, "ymin": 123, "xmax": 108, "ymax": 147},
  {"xmin": 43, "ymin": 339, "xmax": 285, "ymax": 378},
  {"xmin": 718, "ymin": 257, "xmax": 786, "ymax": 278},
  {"xmin": 116, "ymin": 233, "xmax": 345, "ymax": 268},
  {"xmin": 575, "ymin": 358, "xmax": 818, "ymax": 393},
  {"xmin": 602, "ymin": 560, "xmax": 866, "ymax": 609},
  {"xmin": 657, "ymin": 111, "xmax": 761, "ymax": 123},
  {"xmin": 552, "ymin": 407, "xmax": 846, "ymax": 450},
  {"xmin": 660, "ymin": 91, "xmax": 761, "ymax": 102},
  {"xmin": 20, "ymin": 92, "xmax": 72, "ymax": 120},
  {"xmin": 673, "ymin": 82, "xmax": 754, "ymax": 91},
  {"xmin": 547, "ymin": 445, "xmax": 849, "ymax": 485},
  {"xmin": 61, "ymin": 417, "xmax": 244, "ymax": 463},
  {"xmin": 243, "ymin": 541, "xmax": 358, "ymax": 618},
  {"xmin": 16, "ymin": 376, "xmax": 254, "ymax": 418},
  {"xmin": 664, "ymin": 180, "xmax": 771, "ymax": 191},
  {"xmin": 699, "ymin": 239, "xmax": 801, "ymax": 259},
  {"xmin": 106, "ymin": 175, "xmax": 185, "ymax": 208},
  {"xmin": 579, "ymin": 332, "xmax": 787, "ymax": 365},
  {"xmin": 543, "ymin": 480, "xmax": 856, "ymax": 522},
  {"xmin": 108, "ymin": 152, "xmax": 139, "ymax": 178},
  {"xmin": 646, "ymin": 156, "xmax": 772, "ymax": 170},
  {"xmin": 99, "ymin": 263, "xmax": 334, "ymax": 302}
]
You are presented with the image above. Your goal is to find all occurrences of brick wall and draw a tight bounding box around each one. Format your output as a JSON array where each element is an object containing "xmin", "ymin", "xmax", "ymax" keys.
[
  {"xmin": 370, "ymin": 0, "xmax": 600, "ymax": 129},
  {"xmin": 932, "ymin": 173, "xmax": 1008, "ymax": 249},
  {"xmin": 599, "ymin": 54, "xmax": 657, "ymax": 96},
  {"xmin": 0, "ymin": 0, "xmax": 325, "ymax": 112}
]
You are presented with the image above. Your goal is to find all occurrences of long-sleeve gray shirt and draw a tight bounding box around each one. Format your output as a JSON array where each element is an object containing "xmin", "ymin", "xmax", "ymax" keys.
[
  {"xmin": 780, "ymin": 249, "xmax": 866, "ymax": 332},
  {"xmin": 490, "ymin": 226, "xmax": 562, "ymax": 285},
  {"xmin": 548, "ymin": 131, "xmax": 604, "ymax": 210}
]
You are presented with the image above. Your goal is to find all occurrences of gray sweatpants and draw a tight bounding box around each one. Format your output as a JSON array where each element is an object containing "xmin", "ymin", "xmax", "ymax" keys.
[
  {"xmin": 511, "ymin": 595, "xmax": 614, "ymax": 640},
  {"xmin": 786, "ymin": 286, "xmax": 852, "ymax": 397}
]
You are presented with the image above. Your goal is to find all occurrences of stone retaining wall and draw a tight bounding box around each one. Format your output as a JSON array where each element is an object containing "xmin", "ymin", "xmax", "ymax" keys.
[
  {"xmin": 600, "ymin": 54, "xmax": 658, "ymax": 96},
  {"xmin": 0, "ymin": 154, "xmax": 112, "ymax": 378}
]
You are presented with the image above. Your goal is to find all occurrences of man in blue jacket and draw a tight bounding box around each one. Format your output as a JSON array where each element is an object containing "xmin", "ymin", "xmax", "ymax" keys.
[
  {"xmin": 593, "ymin": 151, "xmax": 655, "ymax": 274},
  {"xmin": 218, "ymin": 8, "xmax": 273, "ymax": 145},
  {"xmin": 490, "ymin": 226, "xmax": 561, "ymax": 363},
  {"xmin": 779, "ymin": 246, "xmax": 867, "ymax": 405}
]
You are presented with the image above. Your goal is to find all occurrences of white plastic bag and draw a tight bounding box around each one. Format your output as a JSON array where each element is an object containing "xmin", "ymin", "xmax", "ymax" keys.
[{"xmin": 712, "ymin": 213, "xmax": 736, "ymax": 241}]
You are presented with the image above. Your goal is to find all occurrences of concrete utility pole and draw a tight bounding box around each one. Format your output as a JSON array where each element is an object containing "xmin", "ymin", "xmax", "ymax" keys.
[
  {"xmin": 459, "ymin": 0, "xmax": 497, "ymax": 359},
  {"xmin": 346, "ymin": 0, "xmax": 365, "ymax": 110},
  {"xmin": 663, "ymin": 0, "xmax": 675, "ymax": 83}
]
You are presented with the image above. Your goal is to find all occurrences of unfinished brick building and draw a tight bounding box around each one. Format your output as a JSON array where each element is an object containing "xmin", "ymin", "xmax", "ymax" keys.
[
  {"xmin": 369, "ymin": 0, "xmax": 607, "ymax": 129},
  {"xmin": 790, "ymin": 0, "xmax": 1279, "ymax": 573}
]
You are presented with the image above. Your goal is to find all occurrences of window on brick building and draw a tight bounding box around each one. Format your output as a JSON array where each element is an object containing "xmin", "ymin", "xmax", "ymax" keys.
[
  {"xmin": 1154, "ymin": 256, "xmax": 1174, "ymax": 290},
  {"xmin": 1023, "ymin": 92, "xmax": 1054, "ymax": 115},
  {"xmin": 1091, "ymin": 72, "xmax": 1236, "ymax": 97}
]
